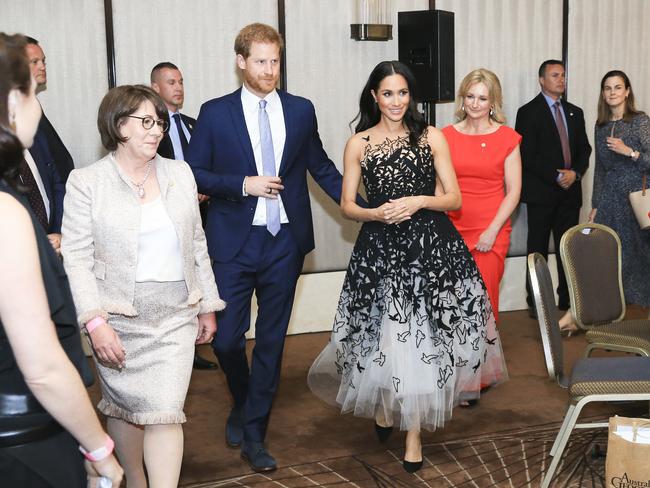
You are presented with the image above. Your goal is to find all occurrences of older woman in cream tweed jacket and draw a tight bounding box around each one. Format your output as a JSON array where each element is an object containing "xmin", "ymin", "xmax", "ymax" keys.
[
  {"xmin": 61, "ymin": 85, "xmax": 224, "ymax": 487},
  {"xmin": 62, "ymin": 153, "xmax": 223, "ymax": 323}
]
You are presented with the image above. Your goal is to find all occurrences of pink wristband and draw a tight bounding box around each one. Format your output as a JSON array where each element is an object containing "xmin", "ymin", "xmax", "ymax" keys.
[
  {"xmin": 80, "ymin": 435, "xmax": 115, "ymax": 462},
  {"xmin": 85, "ymin": 316, "xmax": 106, "ymax": 334}
]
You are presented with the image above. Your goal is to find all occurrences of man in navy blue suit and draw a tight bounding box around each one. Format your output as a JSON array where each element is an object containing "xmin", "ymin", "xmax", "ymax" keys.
[{"xmin": 187, "ymin": 23, "xmax": 347, "ymax": 472}]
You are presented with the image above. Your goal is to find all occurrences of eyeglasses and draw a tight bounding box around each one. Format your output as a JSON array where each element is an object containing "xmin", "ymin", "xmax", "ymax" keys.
[{"xmin": 128, "ymin": 115, "xmax": 169, "ymax": 132}]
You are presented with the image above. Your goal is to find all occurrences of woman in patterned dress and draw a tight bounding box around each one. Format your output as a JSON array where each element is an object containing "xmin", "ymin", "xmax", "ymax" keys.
[
  {"xmin": 308, "ymin": 61, "xmax": 508, "ymax": 473},
  {"xmin": 589, "ymin": 70, "xmax": 650, "ymax": 309}
]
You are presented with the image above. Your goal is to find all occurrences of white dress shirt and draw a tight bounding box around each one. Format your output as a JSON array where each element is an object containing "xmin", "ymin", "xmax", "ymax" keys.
[
  {"xmin": 240, "ymin": 84, "xmax": 289, "ymax": 225},
  {"xmin": 23, "ymin": 149, "xmax": 50, "ymax": 221},
  {"xmin": 168, "ymin": 109, "xmax": 192, "ymax": 161}
]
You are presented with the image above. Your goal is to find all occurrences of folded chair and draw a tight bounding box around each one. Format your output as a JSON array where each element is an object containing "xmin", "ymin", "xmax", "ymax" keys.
[
  {"xmin": 560, "ymin": 223, "xmax": 650, "ymax": 357},
  {"xmin": 527, "ymin": 252, "xmax": 650, "ymax": 488}
]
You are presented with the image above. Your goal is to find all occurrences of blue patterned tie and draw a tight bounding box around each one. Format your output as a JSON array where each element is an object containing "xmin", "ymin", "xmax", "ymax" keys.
[{"xmin": 259, "ymin": 100, "xmax": 281, "ymax": 236}]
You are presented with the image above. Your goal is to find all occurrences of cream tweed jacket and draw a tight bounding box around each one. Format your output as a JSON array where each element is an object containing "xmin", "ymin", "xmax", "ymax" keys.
[{"xmin": 61, "ymin": 153, "xmax": 225, "ymax": 326}]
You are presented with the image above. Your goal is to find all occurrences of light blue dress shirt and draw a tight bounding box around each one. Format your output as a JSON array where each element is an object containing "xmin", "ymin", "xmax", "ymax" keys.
[{"xmin": 168, "ymin": 109, "xmax": 192, "ymax": 161}]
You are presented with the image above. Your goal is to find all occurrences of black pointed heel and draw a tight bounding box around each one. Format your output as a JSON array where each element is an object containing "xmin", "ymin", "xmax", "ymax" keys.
[
  {"xmin": 403, "ymin": 459, "xmax": 423, "ymax": 473},
  {"xmin": 374, "ymin": 423, "xmax": 393, "ymax": 442},
  {"xmin": 459, "ymin": 399, "xmax": 479, "ymax": 408}
]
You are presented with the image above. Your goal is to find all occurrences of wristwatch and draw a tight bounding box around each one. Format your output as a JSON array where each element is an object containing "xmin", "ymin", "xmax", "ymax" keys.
[{"xmin": 574, "ymin": 171, "xmax": 581, "ymax": 181}]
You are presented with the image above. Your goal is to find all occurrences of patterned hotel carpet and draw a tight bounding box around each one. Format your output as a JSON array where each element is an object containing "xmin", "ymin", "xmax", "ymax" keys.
[{"xmin": 181, "ymin": 416, "xmax": 617, "ymax": 488}]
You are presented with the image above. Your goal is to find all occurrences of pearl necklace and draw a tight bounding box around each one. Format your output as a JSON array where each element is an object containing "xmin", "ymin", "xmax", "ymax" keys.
[{"xmin": 131, "ymin": 161, "xmax": 153, "ymax": 199}]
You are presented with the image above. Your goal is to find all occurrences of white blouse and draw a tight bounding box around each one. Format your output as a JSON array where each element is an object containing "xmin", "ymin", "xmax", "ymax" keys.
[{"xmin": 135, "ymin": 196, "xmax": 184, "ymax": 282}]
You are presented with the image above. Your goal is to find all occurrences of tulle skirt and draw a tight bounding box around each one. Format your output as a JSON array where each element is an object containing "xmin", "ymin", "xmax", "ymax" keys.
[{"xmin": 308, "ymin": 216, "xmax": 508, "ymax": 432}]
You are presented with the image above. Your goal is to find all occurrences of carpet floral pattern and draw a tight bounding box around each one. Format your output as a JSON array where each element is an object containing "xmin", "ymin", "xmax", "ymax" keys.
[{"xmin": 182, "ymin": 417, "xmax": 614, "ymax": 488}]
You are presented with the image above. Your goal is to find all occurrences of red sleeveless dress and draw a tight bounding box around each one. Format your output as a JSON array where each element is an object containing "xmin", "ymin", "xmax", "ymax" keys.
[{"xmin": 442, "ymin": 125, "xmax": 522, "ymax": 322}]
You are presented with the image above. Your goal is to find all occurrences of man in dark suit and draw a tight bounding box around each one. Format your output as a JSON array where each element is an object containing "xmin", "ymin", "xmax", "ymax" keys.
[
  {"xmin": 187, "ymin": 23, "xmax": 348, "ymax": 472},
  {"xmin": 151, "ymin": 62, "xmax": 196, "ymax": 161},
  {"xmin": 515, "ymin": 59, "xmax": 591, "ymax": 317},
  {"xmin": 151, "ymin": 61, "xmax": 219, "ymax": 371},
  {"xmin": 25, "ymin": 37, "xmax": 74, "ymax": 183}
]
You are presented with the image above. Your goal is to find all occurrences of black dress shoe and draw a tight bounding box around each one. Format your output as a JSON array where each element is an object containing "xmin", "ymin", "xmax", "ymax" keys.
[
  {"xmin": 403, "ymin": 459, "xmax": 423, "ymax": 473},
  {"xmin": 241, "ymin": 441, "xmax": 277, "ymax": 472},
  {"xmin": 193, "ymin": 353, "xmax": 219, "ymax": 370},
  {"xmin": 527, "ymin": 306, "xmax": 537, "ymax": 319},
  {"xmin": 225, "ymin": 408, "xmax": 243, "ymax": 448},
  {"xmin": 374, "ymin": 423, "xmax": 393, "ymax": 442}
]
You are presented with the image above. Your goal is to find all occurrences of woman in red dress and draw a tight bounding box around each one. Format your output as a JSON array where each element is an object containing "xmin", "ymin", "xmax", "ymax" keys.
[{"xmin": 442, "ymin": 69, "xmax": 522, "ymax": 323}]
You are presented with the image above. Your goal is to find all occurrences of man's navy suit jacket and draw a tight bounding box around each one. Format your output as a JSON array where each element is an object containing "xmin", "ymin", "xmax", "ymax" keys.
[
  {"xmin": 37, "ymin": 113, "xmax": 74, "ymax": 184},
  {"xmin": 29, "ymin": 131, "xmax": 65, "ymax": 233},
  {"xmin": 186, "ymin": 88, "xmax": 345, "ymax": 263}
]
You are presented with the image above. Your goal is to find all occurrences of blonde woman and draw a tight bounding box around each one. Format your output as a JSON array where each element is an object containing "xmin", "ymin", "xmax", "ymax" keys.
[{"xmin": 442, "ymin": 69, "xmax": 522, "ymax": 324}]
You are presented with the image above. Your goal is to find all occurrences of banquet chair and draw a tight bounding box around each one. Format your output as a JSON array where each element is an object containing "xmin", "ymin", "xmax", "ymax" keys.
[
  {"xmin": 527, "ymin": 252, "xmax": 650, "ymax": 488},
  {"xmin": 560, "ymin": 223, "xmax": 650, "ymax": 357}
]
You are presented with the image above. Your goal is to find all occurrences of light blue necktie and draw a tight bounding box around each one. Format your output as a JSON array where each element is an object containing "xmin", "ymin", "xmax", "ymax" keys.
[{"xmin": 259, "ymin": 99, "xmax": 281, "ymax": 236}]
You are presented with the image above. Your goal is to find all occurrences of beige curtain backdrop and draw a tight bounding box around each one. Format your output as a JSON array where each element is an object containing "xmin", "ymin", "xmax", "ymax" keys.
[
  {"xmin": 111, "ymin": 0, "xmax": 277, "ymax": 120},
  {"xmin": 285, "ymin": 0, "xmax": 429, "ymax": 272},
  {"xmin": 435, "ymin": 0, "xmax": 563, "ymax": 126},
  {"xmin": 3, "ymin": 0, "xmax": 649, "ymax": 277},
  {"xmin": 0, "ymin": 0, "xmax": 108, "ymax": 168},
  {"xmin": 435, "ymin": 0, "xmax": 564, "ymax": 256},
  {"xmin": 288, "ymin": 0, "xmax": 564, "ymax": 270},
  {"xmin": 568, "ymin": 0, "xmax": 650, "ymax": 222}
]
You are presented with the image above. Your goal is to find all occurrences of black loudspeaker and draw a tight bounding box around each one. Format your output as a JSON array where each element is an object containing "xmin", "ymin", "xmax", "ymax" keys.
[{"xmin": 398, "ymin": 10, "xmax": 455, "ymax": 102}]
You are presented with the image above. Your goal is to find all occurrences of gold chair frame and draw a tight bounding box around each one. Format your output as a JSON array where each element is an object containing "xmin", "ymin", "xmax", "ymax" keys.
[
  {"xmin": 528, "ymin": 253, "xmax": 650, "ymax": 488},
  {"xmin": 560, "ymin": 223, "xmax": 650, "ymax": 357}
]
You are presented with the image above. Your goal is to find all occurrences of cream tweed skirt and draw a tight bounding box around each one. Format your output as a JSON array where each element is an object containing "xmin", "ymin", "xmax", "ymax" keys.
[{"xmin": 95, "ymin": 281, "xmax": 198, "ymax": 425}]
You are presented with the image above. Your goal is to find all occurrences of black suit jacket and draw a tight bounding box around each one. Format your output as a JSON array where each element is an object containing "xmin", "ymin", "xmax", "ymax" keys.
[
  {"xmin": 157, "ymin": 112, "xmax": 196, "ymax": 160},
  {"xmin": 37, "ymin": 113, "xmax": 74, "ymax": 184},
  {"xmin": 157, "ymin": 112, "xmax": 208, "ymax": 221},
  {"xmin": 515, "ymin": 93, "xmax": 591, "ymax": 206}
]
